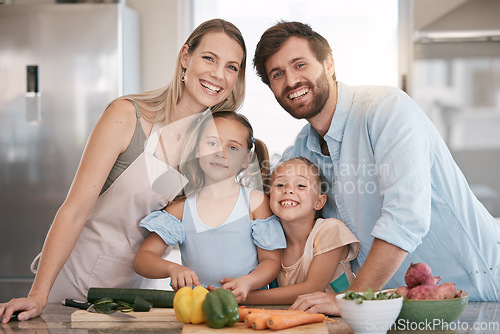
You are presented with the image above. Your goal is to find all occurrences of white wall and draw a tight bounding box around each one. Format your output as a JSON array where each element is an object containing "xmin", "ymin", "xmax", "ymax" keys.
[{"xmin": 126, "ymin": 0, "xmax": 184, "ymax": 91}]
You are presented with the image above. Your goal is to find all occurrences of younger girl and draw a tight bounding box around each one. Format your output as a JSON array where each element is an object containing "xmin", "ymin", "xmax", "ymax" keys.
[
  {"xmin": 243, "ymin": 157, "xmax": 360, "ymax": 305},
  {"xmin": 134, "ymin": 111, "xmax": 286, "ymax": 303}
]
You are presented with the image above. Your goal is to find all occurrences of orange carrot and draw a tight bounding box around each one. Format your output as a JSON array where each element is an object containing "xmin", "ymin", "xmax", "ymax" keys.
[
  {"xmin": 247, "ymin": 309, "xmax": 305, "ymax": 315},
  {"xmin": 246, "ymin": 313, "xmax": 271, "ymax": 329},
  {"xmin": 244, "ymin": 313, "xmax": 256, "ymax": 328},
  {"xmin": 238, "ymin": 306, "xmax": 249, "ymax": 322},
  {"xmin": 239, "ymin": 307, "xmax": 266, "ymax": 322},
  {"xmin": 240, "ymin": 307, "xmax": 304, "ymax": 322},
  {"xmin": 267, "ymin": 312, "xmax": 326, "ymax": 330},
  {"xmin": 245, "ymin": 310, "xmax": 309, "ymax": 330}
]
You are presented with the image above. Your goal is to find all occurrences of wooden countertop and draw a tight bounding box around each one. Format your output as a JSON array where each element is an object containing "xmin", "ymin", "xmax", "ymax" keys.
[{"xmin": 2, "ymin": 302, "xmax": 499, "ymax": 333}]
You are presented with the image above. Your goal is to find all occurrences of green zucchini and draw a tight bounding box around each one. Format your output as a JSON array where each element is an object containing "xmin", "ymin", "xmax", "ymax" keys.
[
  {"xmin": 87, "ymin": 288, "xmax": 176, "ymax": 308},
  {"xmin": 133, "ymin": 296, "xmax": 152, "ymax": 312}
]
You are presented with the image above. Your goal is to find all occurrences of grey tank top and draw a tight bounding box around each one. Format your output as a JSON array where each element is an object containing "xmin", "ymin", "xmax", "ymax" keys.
[{"xmin": 100, "ymin": 100, "xmax": 147, "ymax": 195}]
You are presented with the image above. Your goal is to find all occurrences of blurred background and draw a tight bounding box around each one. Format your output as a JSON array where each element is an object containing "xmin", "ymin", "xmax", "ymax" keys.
[{"xmin": 1, "ymin": 0, "xmax": 499, "ymax": 301}]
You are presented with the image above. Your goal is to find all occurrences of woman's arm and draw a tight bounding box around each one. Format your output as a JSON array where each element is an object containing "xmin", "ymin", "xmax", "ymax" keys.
[
  {"xmin": 0, "ymin": 100, "xmax": 140, "ymax": 323},
  {"xmin": 244, "ymin": 245, "xmax": 347, "ymax": 305}
]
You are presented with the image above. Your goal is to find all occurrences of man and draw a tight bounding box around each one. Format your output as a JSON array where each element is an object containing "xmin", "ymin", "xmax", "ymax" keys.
[{"xmin": 253, "ymin": 21, "xmax": 500, "ymax": 314}]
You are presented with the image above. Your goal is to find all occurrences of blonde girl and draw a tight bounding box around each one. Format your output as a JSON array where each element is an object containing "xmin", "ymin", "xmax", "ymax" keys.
[{"xmin": 244, "ymin": 157, "xmax": 360, "ymax": 305}]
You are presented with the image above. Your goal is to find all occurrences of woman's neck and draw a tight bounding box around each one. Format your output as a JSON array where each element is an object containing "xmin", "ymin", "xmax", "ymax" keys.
[{"xmin": 173, "ymin": 95, "xmax": 207, "ymax": 122}]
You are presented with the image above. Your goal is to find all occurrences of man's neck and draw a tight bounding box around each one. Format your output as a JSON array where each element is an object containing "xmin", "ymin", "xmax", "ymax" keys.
[{"xmin": 307, "ymin": 81, "xmax": 338, "ymax": 137}]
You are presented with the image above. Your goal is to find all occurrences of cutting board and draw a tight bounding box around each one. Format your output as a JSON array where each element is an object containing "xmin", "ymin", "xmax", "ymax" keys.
[
  {"xmin": 182, "ymin": 322, "xmax": 328, "ymax": 333},
  {"xmin": 71, "ymin": 309, "xmax": 329, "ymax": 333},
  {"xmin": 71, "ymin": 308, "xmax": 177, "ymax": 322}
]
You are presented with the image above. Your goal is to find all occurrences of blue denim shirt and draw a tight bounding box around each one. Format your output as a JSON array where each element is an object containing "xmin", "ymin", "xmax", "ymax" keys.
[{"xmin": 280, "ymin": 81, "xmax": 500, "ymax": 301}]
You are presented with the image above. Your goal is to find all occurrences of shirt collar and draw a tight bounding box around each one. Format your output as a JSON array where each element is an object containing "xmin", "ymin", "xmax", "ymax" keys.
[
  {"xmin": 325, "ymin": 81, "xmax": 352, "ymax": 143},
  {"xmin": 306, "ymin": 124, "xmax": 322, "ymax": 154}
]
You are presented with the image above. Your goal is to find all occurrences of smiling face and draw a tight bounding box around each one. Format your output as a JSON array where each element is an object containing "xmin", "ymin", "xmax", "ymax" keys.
[
  {"xmin": 197, "ymin": 117, "xmax": 252, "ymax": 185},
  {"xmin": 270, "ymin": 159, "xmax": 326, "ymax": 223},
  {"xmin": 265, "ymin": 36, "xmax": 333, "ymax": 120},
  {"xmin": 180, "ymin": 31, "xmax": 244, "ymax": 112}
]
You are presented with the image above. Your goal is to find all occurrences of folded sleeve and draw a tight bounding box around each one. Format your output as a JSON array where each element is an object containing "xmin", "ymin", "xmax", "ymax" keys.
[
  {"xmin": 251, "ymin": 215, "xmax": 287, "ymax": 250},
  {"xmin": 139, "ymin": 210, "xmax": 185, "ymax": 245},
  {"xmin": 368, "ymin": 91, "xmax": 433, "ymax": 252}
]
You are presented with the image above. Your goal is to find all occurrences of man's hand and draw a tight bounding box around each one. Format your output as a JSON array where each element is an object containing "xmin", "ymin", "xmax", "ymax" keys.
[{"xmin": 289, "ymin": 291, "xmax": 340, "ymax": 316}]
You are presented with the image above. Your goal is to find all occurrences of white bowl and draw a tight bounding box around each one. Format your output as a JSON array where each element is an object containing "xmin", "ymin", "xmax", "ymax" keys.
[{"xmin": 336, "ymin": 290, "xmax": 403, "ymax": 334}]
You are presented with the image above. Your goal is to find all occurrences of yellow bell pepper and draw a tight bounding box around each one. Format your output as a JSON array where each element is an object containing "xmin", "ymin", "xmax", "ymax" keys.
[{"xmin": 173, "ymin": 286, "xmax": 209, "ymax": 324}]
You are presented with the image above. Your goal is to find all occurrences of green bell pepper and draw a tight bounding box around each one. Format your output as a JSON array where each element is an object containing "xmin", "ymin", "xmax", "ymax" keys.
[{"xmin": 201, "ymin": 288, "xmax": 239, "ymax": 329}]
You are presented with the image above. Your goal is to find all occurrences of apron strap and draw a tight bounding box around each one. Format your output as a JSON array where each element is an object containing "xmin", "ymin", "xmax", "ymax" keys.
[
  {"xmin": 30, "ymin": 251, "xmax": 41, "ymax": 274},
  {"xmin": 144, "ymin": 122, "xmax": 163, "ymax": 155}
]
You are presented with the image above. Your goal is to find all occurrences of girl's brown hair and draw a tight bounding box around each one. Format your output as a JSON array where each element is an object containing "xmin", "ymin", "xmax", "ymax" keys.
[{"xmin": 180, "ymin": 111, "xmax": 270, "ymax": 197}]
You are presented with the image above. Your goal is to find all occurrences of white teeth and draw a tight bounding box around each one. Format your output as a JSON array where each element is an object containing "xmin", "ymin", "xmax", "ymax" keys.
[
  {"xmin": 280, "ymin": 200, "xmax": 298, "ymax": 207},
  {"xmin": 288, "ymin": 88, "xmax": 309, "ymax": 100},
  {"xmin": 201, "ymin": 81, "xmax": 221, "ymax": 93}
]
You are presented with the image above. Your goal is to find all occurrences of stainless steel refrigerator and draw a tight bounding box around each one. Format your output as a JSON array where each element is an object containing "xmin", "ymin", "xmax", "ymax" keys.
[{"xmin": 0, "ymin": 3, "xmax": 140, "ymax": 301}]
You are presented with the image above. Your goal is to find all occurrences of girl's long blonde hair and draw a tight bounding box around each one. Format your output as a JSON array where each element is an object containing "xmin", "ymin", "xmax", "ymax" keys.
[
  {"xmin": 109, "ymin": 19, "xmax": 246, "ymax": 122},
  {"xmin": 180, "ymin": 111, "xmax": 270, "ymax": 198}
]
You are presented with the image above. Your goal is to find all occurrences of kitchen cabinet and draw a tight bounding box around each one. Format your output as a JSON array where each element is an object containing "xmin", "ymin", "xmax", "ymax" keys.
[{"xmin": 399, "ymin": 0, "xmax": 500, "ymax": 216}]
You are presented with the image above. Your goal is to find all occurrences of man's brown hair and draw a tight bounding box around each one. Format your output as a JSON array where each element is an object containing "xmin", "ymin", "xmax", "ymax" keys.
[{"xmin": 253, "ymin": 21, "xmax": 334, "ymax": 85}]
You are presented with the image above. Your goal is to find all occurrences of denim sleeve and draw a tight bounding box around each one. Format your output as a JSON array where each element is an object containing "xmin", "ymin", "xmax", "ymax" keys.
[
  {"xmin": 369, "ymin": 91, "xmax": 433, "ymax": 253},
  {"xmin": 139, "ymin": 210, "xmax": 185, "ymax": 245}
]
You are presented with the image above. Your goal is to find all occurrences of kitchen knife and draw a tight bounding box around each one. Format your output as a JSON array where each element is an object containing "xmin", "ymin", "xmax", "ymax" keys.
[{"xmin": 62, "ymin": 299, "xmax": 93, "ymax": 310}]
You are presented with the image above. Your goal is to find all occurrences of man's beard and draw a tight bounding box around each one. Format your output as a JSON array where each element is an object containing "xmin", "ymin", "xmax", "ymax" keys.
[{"xmin": 276, "ymin": 70, "xmax": 330, "ymax": 120}]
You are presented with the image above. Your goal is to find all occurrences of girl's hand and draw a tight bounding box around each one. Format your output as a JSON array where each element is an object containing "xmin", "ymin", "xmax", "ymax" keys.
[
  {"xmin": 220, "ymin": 277, "xmax": 252, "ymax": 303},
  {"xmin": 169, "ymin": 264, "xmax": 201, "ymax": 290},
  {"xmin": 0, "ymin": 296, "xmax": 45, "ymax": 324},
  {"xmin": 289, "ymin": 291, "xmax": 340, "ymax": 316}
]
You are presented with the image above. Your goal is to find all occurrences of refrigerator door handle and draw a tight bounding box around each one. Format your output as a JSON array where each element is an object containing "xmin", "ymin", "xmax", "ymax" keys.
[
  {"xmin": 27, "ymin": 65, "xmax": 39, "ymax": 93},
  {"xmin": 26, "ymin": 65, "xmax": 41, "ymax": 123}
]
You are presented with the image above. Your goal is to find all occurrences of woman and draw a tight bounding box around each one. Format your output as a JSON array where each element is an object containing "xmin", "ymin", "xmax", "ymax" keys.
[{"xmin": 0, "ymin": 18, "xmax": 246, "ymax": 323}]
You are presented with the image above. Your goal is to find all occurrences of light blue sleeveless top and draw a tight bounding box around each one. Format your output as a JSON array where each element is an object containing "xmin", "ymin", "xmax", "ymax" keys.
[{"xmin": 139, "ymin": 186, "xmax": 286, "ymax": 288}]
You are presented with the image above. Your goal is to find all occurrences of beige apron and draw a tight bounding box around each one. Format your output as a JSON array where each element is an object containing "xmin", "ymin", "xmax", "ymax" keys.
[{"xmin": 32, "ymin": 122, "xmax": 187, "ymax": 302}]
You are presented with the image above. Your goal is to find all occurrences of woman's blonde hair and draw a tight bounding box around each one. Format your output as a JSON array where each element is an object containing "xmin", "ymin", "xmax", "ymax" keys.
[
  {"xmin": 180, "ymin": 111, "xmax": 270, "ymax": 197},
  {"xmin": 109, "ymin": 19, "xmax": 246, "ymax": 122}
]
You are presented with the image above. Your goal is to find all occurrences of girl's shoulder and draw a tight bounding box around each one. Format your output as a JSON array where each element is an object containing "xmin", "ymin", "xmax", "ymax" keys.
[
  {"xmin": 312, "ymin": 218, "xmax": 359, "ymax": 245},
  {"xmin": 165, "ymin": 197, "xmax": 186, "ymax": 220},
  {"xmin": 247, "ymin": 188, "xmax": 273, "ymax": 220},
  {"xmin": 314, "ymin": 217, "xmax": 350, "ymax": 233}
]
